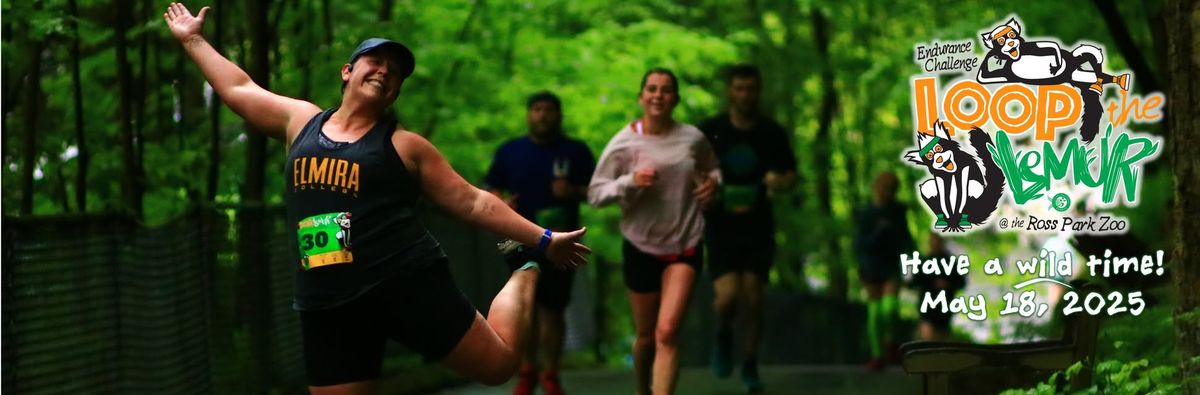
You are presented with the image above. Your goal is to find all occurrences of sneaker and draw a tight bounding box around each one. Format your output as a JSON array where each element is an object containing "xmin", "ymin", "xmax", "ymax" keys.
[
  {"xmin": 741, "ymin": 360, "xmax": 764, "ymax": 393},
  {"xmin": 512, "ymin": 366, "xmax": 537, "ymax": 395},
  {"xmin": 934, "ymin": 214, "xmax": 948, "ymax": 228},
  {"xmin": 540, "ymin": 371, "xmax": 566, "ymax": 395},
  {"xmin": 711, "ymin": 332, "xmax": 733, "ymax": 378},
  {"xmin": 498, "ymin": 239, "xmax": 540, "ymax": 272}
]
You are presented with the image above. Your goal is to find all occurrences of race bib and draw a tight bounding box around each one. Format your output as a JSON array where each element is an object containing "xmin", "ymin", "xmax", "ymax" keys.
[
  {"xmin": 722, "ymin": 184, "xmax": 758, "ymax": 213},
  {"xmin": 297, "ymin": 212, "xmax": 354, "ymax": 270}
]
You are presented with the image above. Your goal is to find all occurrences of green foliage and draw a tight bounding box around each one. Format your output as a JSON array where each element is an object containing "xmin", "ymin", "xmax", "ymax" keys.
[
  {"xmin": 999, "ymin": 289, "xmax": 1182, "ymax": 394},
  {"xmin": 998, "ymin": 358, "xmax": 1180, "ymax": 395}
]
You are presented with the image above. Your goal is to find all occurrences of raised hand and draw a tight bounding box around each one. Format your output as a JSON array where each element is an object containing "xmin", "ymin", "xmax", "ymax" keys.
[
  {"xmin": 163, "ymin": 2, "xmax": 210, "ymax": 43},
  {"xmin": 545, "ymin": 227, "xmax": 591, "ymax": 269}
]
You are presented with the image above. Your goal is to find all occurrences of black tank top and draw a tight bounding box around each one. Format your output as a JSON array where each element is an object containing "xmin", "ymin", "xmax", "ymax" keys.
[{"xmin": 285, "ymin": 108, "xmax": 445, "ymax": 310}]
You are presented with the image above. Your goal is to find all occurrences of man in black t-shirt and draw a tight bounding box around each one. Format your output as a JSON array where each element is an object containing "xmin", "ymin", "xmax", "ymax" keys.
[{"xmin": 698, "ymin": 64, "xmax": 797, "ymax": 393}]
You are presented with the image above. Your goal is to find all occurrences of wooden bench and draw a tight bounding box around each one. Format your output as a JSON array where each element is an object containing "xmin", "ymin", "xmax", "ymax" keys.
[{"xmin": 900, "ymin": 282, "xmax": 1100, "ymax": 394}]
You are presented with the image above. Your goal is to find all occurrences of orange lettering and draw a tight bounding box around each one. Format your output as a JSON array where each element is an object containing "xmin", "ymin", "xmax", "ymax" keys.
[
  {"xmin": 310, "ymin": 157, "xmax": 329, "ymax": 184},
  {"xmin": 989, "ymin": 84, "xmax": 1036, "ymax": 135},
  {"xmin": 1038, "ymin": 85, "xmax": 1080, "ymax": 141},
  {"xmin": 943, "ymin": 80, "xmax": 989, "ymax": 134}
]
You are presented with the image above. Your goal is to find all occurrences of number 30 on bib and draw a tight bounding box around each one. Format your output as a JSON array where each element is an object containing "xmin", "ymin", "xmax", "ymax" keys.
[{"xmin": 297, "ymin": 212, "xmax": 354, "ymax": 270}]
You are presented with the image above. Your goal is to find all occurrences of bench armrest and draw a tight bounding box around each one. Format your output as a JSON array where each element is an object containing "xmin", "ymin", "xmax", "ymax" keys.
[{"xmin": 902, "ymin": 343, "xmax": 1078, "ymax": 374}]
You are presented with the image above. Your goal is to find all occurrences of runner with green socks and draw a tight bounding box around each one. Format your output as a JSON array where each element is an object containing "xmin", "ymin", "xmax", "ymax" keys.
[{"xmin": 854, "ymin": 172, "xmax": 915, "ymax": 371}]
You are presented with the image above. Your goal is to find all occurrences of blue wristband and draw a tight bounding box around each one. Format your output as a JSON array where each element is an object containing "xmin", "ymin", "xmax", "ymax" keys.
[{"xmin": 537, "ymin": 229, "xmax": 552, "ymax": 252}]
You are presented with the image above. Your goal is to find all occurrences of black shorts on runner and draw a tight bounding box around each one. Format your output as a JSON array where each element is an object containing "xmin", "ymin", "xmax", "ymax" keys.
[
  {"xmin": 622, "ymin": 239, "xmax": 704, "ymax": 293},
  {"xmin": 706, "ymin": 232, "xmax": 775, "ymax": 281},
  {"xmin": 299, "ymin": 260, "xmax": 476, "ymax": 387},
  {"xmin": 501, "ymin": 245, "xmax": 574, "ymax": 311},
  {"xmin": 536, "ymin": 266, "xmax": 575, "ymax": 311}
]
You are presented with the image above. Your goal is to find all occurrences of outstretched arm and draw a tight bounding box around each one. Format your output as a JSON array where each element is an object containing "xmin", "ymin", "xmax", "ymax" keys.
[
  {"xmin": 394, "ymin": 131, "xmax": 590, "ymax": 268},
  {"xmin": 164, "ymin": 3, "xmax": 319, "ymax": 143}
]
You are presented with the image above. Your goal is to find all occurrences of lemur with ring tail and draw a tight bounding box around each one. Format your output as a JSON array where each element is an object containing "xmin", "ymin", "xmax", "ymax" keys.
[
  {"xmin": 904, "ymin": 121, "xmax": 1005, "ymax": 233},
  {"xmin": 977, "ymin": 18, "xmax": 1130, "ymax": 143}
]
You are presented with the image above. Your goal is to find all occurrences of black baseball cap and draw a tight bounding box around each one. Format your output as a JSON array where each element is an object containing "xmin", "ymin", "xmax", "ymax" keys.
[{"xmin": 348, "ymin": 38, "xmax": 415, "ymax": 79}]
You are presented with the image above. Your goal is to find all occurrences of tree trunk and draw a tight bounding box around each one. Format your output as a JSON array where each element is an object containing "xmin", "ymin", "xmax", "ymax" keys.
[
  {"xmin": 238, "ymin": 0, "xmax": 274, "ymax": 390},
  {"xmin": 422, "ymin": 0, "xmax": 485, "ymax": 139},
  {"xmin": 243, "ymin": 1, "xmax": 269, "ymax": 206},
  {"xmin": 19, "ymin": 12, "xmax": 44, "ymax": 216},
  {"xmin": 812, "ymin": 8, "xmax": 846, "ymax": 299},
  {"xmin": 68, "ymin": 0, "xmax": 88, "ymax": 212},
  {"xmin": 116, "ymin": 0, "xmax": 141, "ymax": 218},
  {"xmin": 1166, "ymin": 0, "xmax": 1199, "ymax": 391},
  {"xmin": 207, "ymin": 0, "xmax": 224, "ymax": 202},
  {"xmin": 299, "ymin": 0, "xmax": 313, "ymax": 99},
  {"xmin": 321, "ymin": 0, "xmax": 333, "ymax": 49},
  {"xmin": 3, "ymin": 9, "xmax": 23, "ymax": 162},
  {"xmin": 135, "ymin": 0, "xmax": 151, "ymax": 204},
  {"xmin": 378, "ymin": 0, "xmax": 393, "ymax": 22},
  {"xmin": 1090, "ymin": 0, "xmax": 1162, "ymax": 93}
]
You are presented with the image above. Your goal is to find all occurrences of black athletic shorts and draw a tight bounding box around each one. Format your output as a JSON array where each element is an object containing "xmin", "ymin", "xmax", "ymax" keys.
[
  {"xmin": 918, "ymin": 287, "xmax": 957, "ymax": 330},
  {"xmin": 503, "ymin": 248, "xmax": 575, "ymax": 312},
  {"xmin": 299, "ymin": 260, "xmax": 476, "ymax": 387},
  {"xmin": 705, "ymin": 231, "xmax": 775, "ymax": 280},
  {"xmin": 536, "ymin": 266, "xmax": 575, "ymax": 311},
  {"xmin": 622, "ymin": 239, "xmax": 703, "ymax": 293}
]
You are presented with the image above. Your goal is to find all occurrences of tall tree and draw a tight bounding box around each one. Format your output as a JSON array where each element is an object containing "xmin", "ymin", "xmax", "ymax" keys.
[
  {"xmin": 236, "ymin": 0, "xmax": 275, "ymax": 389},
  {"xmin": 378, "ymin": 0, "xmax": 393, "ymax": 22},
  {"xmin": 135, "ymin": 0, "xmax": 152, "ymax": 199},
  {"xmin": 67, "ymin": 0, "xmax": 89, "ymax": 212},
  {"xmin": 3, "ymin": 5, "xmax": 23, "ymax": 166},
  {"xmin": 321, "ymin": 0, "xmax": 333, "ymax": 49},
  {"xmin": 207, "ymin": 0, "xmax": 224, "ymax": 202},
  {"xmin": 19, "ymin": 1, "xmax": 45, "ymax": 216},
  {"xmin": 1166, "ymin": 0, "xmax": 1199, "ymax": 391},
  {"xmin": 116, "ymin": 0, "xmax": 142, "ymax": 217},
  {"xmin": 422, "ymin": 0, "xmax": 485, "ymax": 139},
  {"xmin": 1090, "ymin": 0, "xmax": 1162, "ymax": 93},
  {"xmin": 298, "ymin": 0, "xmax": 313, "ymax": 100},
  {"xmin": 812, "ymin": 7, "xmax": 846, "ymax": 299},
  {"xmin": 243, "ymin": 0, "xmax": 269, "ymax": 207}
]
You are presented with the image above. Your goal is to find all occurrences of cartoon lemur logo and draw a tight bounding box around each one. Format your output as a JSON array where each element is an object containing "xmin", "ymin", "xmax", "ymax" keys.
[
  {"xmin": 904, "ymin": 121, "xmax": 1006, "ymax": 233},
  {"xmin": 334, "ymin": 212, "xmax": 352, "ymax": 249},
  {"xmin": 977, "ymin": 17, "xmax": 1130, "ymax": 143}
]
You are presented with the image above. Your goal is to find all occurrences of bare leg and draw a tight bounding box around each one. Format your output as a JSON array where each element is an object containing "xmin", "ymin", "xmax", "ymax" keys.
[
  {"xmin": 652, "ymin": 263, "xmax": 697, "ymax": 395},
  {"xmin": 441, "ymin": 269, "xmax": 540, "ymax": 386},
  {"xmin": 738, "ymin": 272, "xmax": 765, "ymax": 360},
  {"xmin": 539, "ymin": 307, "xmax": 566, "ymax": 373},
  {"xmin": 628, "ymin": 290, "xmax": 661, "ymax": 395},
  {"xmin": 712, "ymin": 273, "xmax": 740, "ymax": 334},
  {"xmin": 711, "ymin": 272, "xmax": 739, "ymax": 377}
]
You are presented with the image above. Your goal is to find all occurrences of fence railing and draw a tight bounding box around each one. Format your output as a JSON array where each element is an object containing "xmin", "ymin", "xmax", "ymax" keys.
[{"xmin": 3, "ymin": 206, "xmax": 876, "ymax": 394}]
